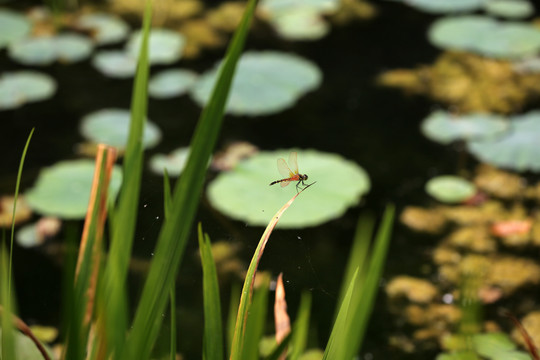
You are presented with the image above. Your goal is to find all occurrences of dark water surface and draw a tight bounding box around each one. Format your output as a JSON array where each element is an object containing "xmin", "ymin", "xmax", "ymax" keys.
[{"xmin": 0, "ymin": 1, "xmax": 473, "ymax": 358}]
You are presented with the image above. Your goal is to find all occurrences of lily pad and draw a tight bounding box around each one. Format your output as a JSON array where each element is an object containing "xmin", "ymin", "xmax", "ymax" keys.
[
  {"xmin": 126, "ymin": 29, "xmax": 185, "ymax": 65},
  {"xmin": 0, "ymin": 71, "xmax": 57, "ymax": 110},
  {"xmin": 396, "ymin": 0, "xmax": 483, "ymax": 13},
  {"xmin": 16, "ymin": 217, "xmax": 61, "ymax": 248},
  {"xmin": 149, "ymin": 69, "xmax": 198, "ymax": 99},
  {"xmin": 77, "ymin": 13, "xmax": 130, "ymax": 45},
  {"xmin": 473, "ymin": 332, "xmax": 516, "ymax": 357},
  {"xmin": 467, "ymin": 111, "xmax": 540, "ymax": 171},
  {"xmin": 207, "ymin": 149, "xmax": 370, "ymax": 228},
  {"xmin": 92, "ymin": 50, "xmax": 137, "ymax": 78},
  {"xmin": 191, "ymin": 51, "xmax": 322, "ymax": 116},
  {"xmin": 484, "ymin": 0, "xmax": 534, "ymax": 19},
  {"xmin": 0, "ymin": 8, "xmax": 31, "ymax": 49},
  {"xmin": 79, "ymin": 108, "xmax": 161, "ymax": 149},
  {"xmin": 428, "ymin": 15, "xmax": 540, "ymax": 59},
  {"xmin": 421, "ymin": 111, "xmax": 509, "ymax": 144},
  {"xmin": 149, "ymin": 147, "xmax": 192, "ymax": 176},
  {"xmin": 8, "ymin": 33, "xmax": 94, "ymax": 65},
  {"xmin": 426, "ymin": 176, "xmax": 476, "ymax": 203},
  {"xmin": 25, "ymin": 160, "xmax": 122, "ymax": 219},
  {"xmin": 260, "ymin": 0, "xmax": 339, "ymax": 40}
]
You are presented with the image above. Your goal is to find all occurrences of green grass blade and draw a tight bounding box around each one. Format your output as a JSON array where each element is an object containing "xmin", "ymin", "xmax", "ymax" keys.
[
  {"xmin": 121, "ymin": 0, "xmax": 258, "ymax": 357},
  {"xmin": 227, "ymin": 282, "xmax": 241, "ymax": 358},
  {"xmin": 290, "ymin": 291, "xmax": 312, "ymax": 360},
  {"xmin": 198, "ymin": 223, "xmax": 224, "ymax": 360},
  {"xmin": 8, "ymin": 128, "xmax": 34, "ymax": 295},
  {"xmin": 100, "ymin": 0, "xmax": 152, "ymax": 354},
  {"xmin": 163, "ymin": 169, "xmax": 172, "ymax": 218},
  {"xmin": 264, "ymin": 332, "xmax": 293, "ymax": 360},
  {"xmin": 241, "ymin": 275, "xmax": 270, "ymax": 360},
  {"xmin": 1, "ymin": 243, "xmax": 16, "ymax": 360},
  {"xmin": 169, "ymin": 288, "xmax": 177, "ymax": 360}
]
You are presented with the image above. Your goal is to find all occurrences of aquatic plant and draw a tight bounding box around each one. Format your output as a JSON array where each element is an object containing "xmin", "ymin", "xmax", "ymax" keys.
[
  {"xmin": 148, "ymin": 69, "xmax": 198, "ymax": 99},
  {"xmin": 425, "ymin": 176, "xmax": 476, "ymax": 204},
  {"xmin": 0, "ymin": 71, "xmax": 57, "ymax": 110},
  {"xmin": 0, "ymin": 9, "xmax": 31, "ymax": 49}
]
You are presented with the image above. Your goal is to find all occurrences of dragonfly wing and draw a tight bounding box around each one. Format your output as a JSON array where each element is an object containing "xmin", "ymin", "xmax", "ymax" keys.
[
  {"xmin": 277, "ymin": 158, "xmax": 293, "ymax": 178},
  {"xmin": 280, "ymin": 180, "xmax": 292, "ymax": 187},
  {"xmin": 288, "ymin": 151, "xmax": 299, "ymax": 175}
]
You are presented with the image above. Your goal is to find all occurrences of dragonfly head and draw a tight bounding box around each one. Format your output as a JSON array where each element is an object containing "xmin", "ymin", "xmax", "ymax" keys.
[{"xmin": 302, "ymin": 174, "xmax": 308, "ymax": 181}]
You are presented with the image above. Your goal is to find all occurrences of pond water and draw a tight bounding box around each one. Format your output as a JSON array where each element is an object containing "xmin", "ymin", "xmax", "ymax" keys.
[{"xmin": 2, "ymin": 1, "xmax": 539, "ymax": 359}]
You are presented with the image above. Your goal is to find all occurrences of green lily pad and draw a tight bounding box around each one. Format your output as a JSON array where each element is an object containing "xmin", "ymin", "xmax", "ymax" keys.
[
  {"xmin": 79, "ymin": 108, "xmax": 161, "ymax": 149},
  {"xmin": 8, "ymin": 33, "xmax": 94, "ymax": 65},
  {"xmin": 467, "ymin": 111, "xmax": 540, "ymax": 172},
  {"xmin": 0, "ymin": 8, "xmax": 31, "ymax": 49},
  {"xmin": 0, "ymin": 71, "xmax": 57, "ymax": 110},
  {"xmin": 191, "ymin": 51, "xmax": 322, "ymax": 116},
  {"xmin": 473, "ymin": 332, "xmax": 516, "ymax": 357},
  {"xmin": 149, "ymin": 147, "xmax": 192, "ymax": 176},
  {"xmin": 484, "ymin": 0, "xmax": 534, "ymax": 19},
  {"xmin": 25, "ymin": 160, "xmax": 122, "ymax": 219},
  {"xmin": 126, "ymin": 29, "xmax": 185, "ymax": 65},
  {"xmin": 77, "ymin": 13, "xmax": 130, "ymax": 45},
  {"xmin": 398, "ymin": 0, "xmax": 483, "ymax": 13},
  {"xmin": 92, "ymin": 50, "xmax": 137, "ymax": 78},
  {"xmin": 207, "ymin": 149, "xmax": 370, "ymax": 228},
  {"xmin": 421, "ymin": 111, "xmax": 509, "ymax": 144},
  {"xmin": 260, "ymin": 0, "xmax": 338, "ymax": 40},
  {"xmin": 425, "ymin": 176, "xmax": 476, "ymax": 203},
  {"xmin": 149, "ymin": 69, "xmax": 198, "ymax": 99},
  {"xmin": 428, "ymin": 15, "xmax": 540, "ymax": 59},
  {"xmin": 0, "ymin": 328, "xmax": 55, "ymax": 359}
]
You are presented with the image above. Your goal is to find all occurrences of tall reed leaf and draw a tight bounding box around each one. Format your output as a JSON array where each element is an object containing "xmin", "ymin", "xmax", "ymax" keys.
[
  {"xmin": 100, "ymin": 0, "xmax": 152, "ymax": 354},
  {"xmin": 198, "ymin": 223, "xmax": 224, "ymax": 360},
  {"xmin": 289, "ymin": 291, "xmax": 312, "ymax": 360},
  {"xmin": 122, "ymin": 0, "xmax": 258, "ymax": 357},
  {"xmin": 1, "ymin": 243, "xmax": 15, "ymax": 360},
  {"xmin": 323, "ymin": 205, "xmax": 394, "ymax": 359}
]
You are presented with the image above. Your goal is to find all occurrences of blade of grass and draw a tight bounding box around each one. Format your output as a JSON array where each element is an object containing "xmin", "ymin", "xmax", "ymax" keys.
[
  {"xmin": 121, "ymin": 0, "xmax": 258, "ymax": 357},
  {"xmin": 227, "ymin": 282, "xmax": 241, "ymax": 358},
  {"xmin": 1, "ymin": 243, "xmax": 16, "ymax": 360},
  {"xmin": 230, "ymin": 187, "xmax": 312, "ymax": 360},
  {"xmin": 198, "ymin": 223, "xmax": 224, "ymax": 360},
  {"xmin": 264, "ymin": 332, "xmax": 293, "ymax": 360},
  {"xmin": 100, "ymin": 0, "xmax": 152, "ymax": 354},
  {"xmin": 8, "ymin": 128, "xmax": 34, "ymax": 296},
  {"xmin": 169, "ymin": 288, "xmax": 177, "ymax": 360},
  {"xmin": 289, "ymin": 291, "xmax": 311, "ymax": 360},
  {"xmin": 242, "ymin": 274, "xmax": 270, "ymax": 360}
]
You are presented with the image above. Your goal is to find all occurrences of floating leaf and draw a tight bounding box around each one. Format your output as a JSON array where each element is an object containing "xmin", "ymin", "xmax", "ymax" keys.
[
  {"xmin": 260, "ymin": 0, "xmax": 339, "ymax": 40},
  {"xmin": 428, "ymin": 15, "xmax": 540, "ymax": 59},
  {"xmin": 149, "ymin": 69, "xmax": 198, "ymax": 99},
  {"xmin": 25, "ymin": 160, "xmax": 122, "ymax": 219},
  {"xmin": 191, "ymin": 51, "xmax": 322, "ymax": 116},
  {"xmin": 79, "ymin": 108, "xmax": 162, "ymax": 149},
  {"xmin": 92, "ymin": 50, "xmax": 137, "ymax": 78},
  {"xmin": 473, "ymin": 332, "xmax": 516, "ymax": 357},
  {"xmin": 425, "ymin": 176, "xmax": 476, "ymax": 203},
  {"xmin": 421, "ymin": 110, "xmax": 509, "ymax": 144},
  {"xmin": 0, "ymin": 71, "xmax": 57, "ymax": 110},
  {"xmin": 397, "ymin": 0, "xmax": 483, "ymax": 13},
  {"xmin": 0, "ymin": 9, "xmax": 31, "ymax": 49},
  {"xmin": 467, "ymin": 111, "xmax": 540, "ymax": 171},
  {"xmin": 16, "ymin": 217, "xmax": 62, "ymax": 248},
  {"xmin": 149, "ymin": 147, "xmax": 191, "ymax": 176},
  {"xmin": 126, "ymin": 29, "xmax": 185, "ymax": 65},
  {"xmin": 77, "ymin": 13, "xmax": 130, "ymax": 45},
  {"xmin": 8, "ymin": 33, "xmax": 94, "ymax": 65},
  {"xmin": 207, "ymin": 149, "xmax": 370, "ymax": 228},
  {"xmin": 484, "ymin": 0, "xmax": 534, "ymax": 19}
]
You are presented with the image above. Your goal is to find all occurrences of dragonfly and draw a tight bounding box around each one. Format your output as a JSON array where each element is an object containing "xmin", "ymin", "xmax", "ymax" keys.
[{"xmin": 269, "ymin": 151, "xmax": 310, "ymax": 192}]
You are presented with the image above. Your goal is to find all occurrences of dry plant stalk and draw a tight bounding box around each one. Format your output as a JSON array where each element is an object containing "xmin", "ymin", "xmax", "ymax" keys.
[{"xmin": 274, "ymin": 273, "xmax": 291, "ymax": 360}]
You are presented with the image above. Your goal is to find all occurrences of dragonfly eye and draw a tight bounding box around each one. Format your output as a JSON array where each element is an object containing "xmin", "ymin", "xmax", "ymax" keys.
[{"xmin": 304, "ymin": 174, "xmax": 308, "ymax": 180}]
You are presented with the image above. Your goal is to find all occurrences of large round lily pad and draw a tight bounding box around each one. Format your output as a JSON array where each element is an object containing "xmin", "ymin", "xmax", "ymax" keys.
[
  {"xmin": 484, "ymin": 0, "xmax": 534, "ymax": 19},
  {"xmin": 126, "ymin": 29, "xmax": 185, "ymax": 65},
  {"xmin": 92, "ymin": 50, "xmax": 137, "ymax": 78},
  {"xmin": 421, "ymin": 111, "xmax": 508, "ymax": 144},
  {"xmin": 77, "ymin": 13, "xmax": 130, "ymax": 45},
  {"xmin": 8, "ymin": 33, "xmax": 94, "ymax": 65},
  {"xmin": 149, "ymin": 69, "xmax": 198, "ymax": 99},
  {"xmin": 207, "ymin": 149, "xmax": 370, "ymax": 228},
  {"xmin": 425, "ymin": 175, "xmax": 476, "ymax": 203},
  {"xmin": 79, "ymin": 108, "xmax": 162, "ymax": 149},
  {"xmin": 25, "ymin": 160, "xmax": 122, "ymax": 219},
  {"xmin": 0, "ymin": 9, "xmax": 31, "ymax": 49},
  {"xmin": 428, "ymin": 15, "xmax": 540, "ymax": 59},
  {"xmin": 0, "ymin": 71, "xmax": 57, "ymax": 110},
  {"xmin": 191, "ymin": 51, "xmax": 322, "ymax": 116},
  {"xmin": 467, "ymin": 111, "xmax": 540, "ymax": 172}
]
